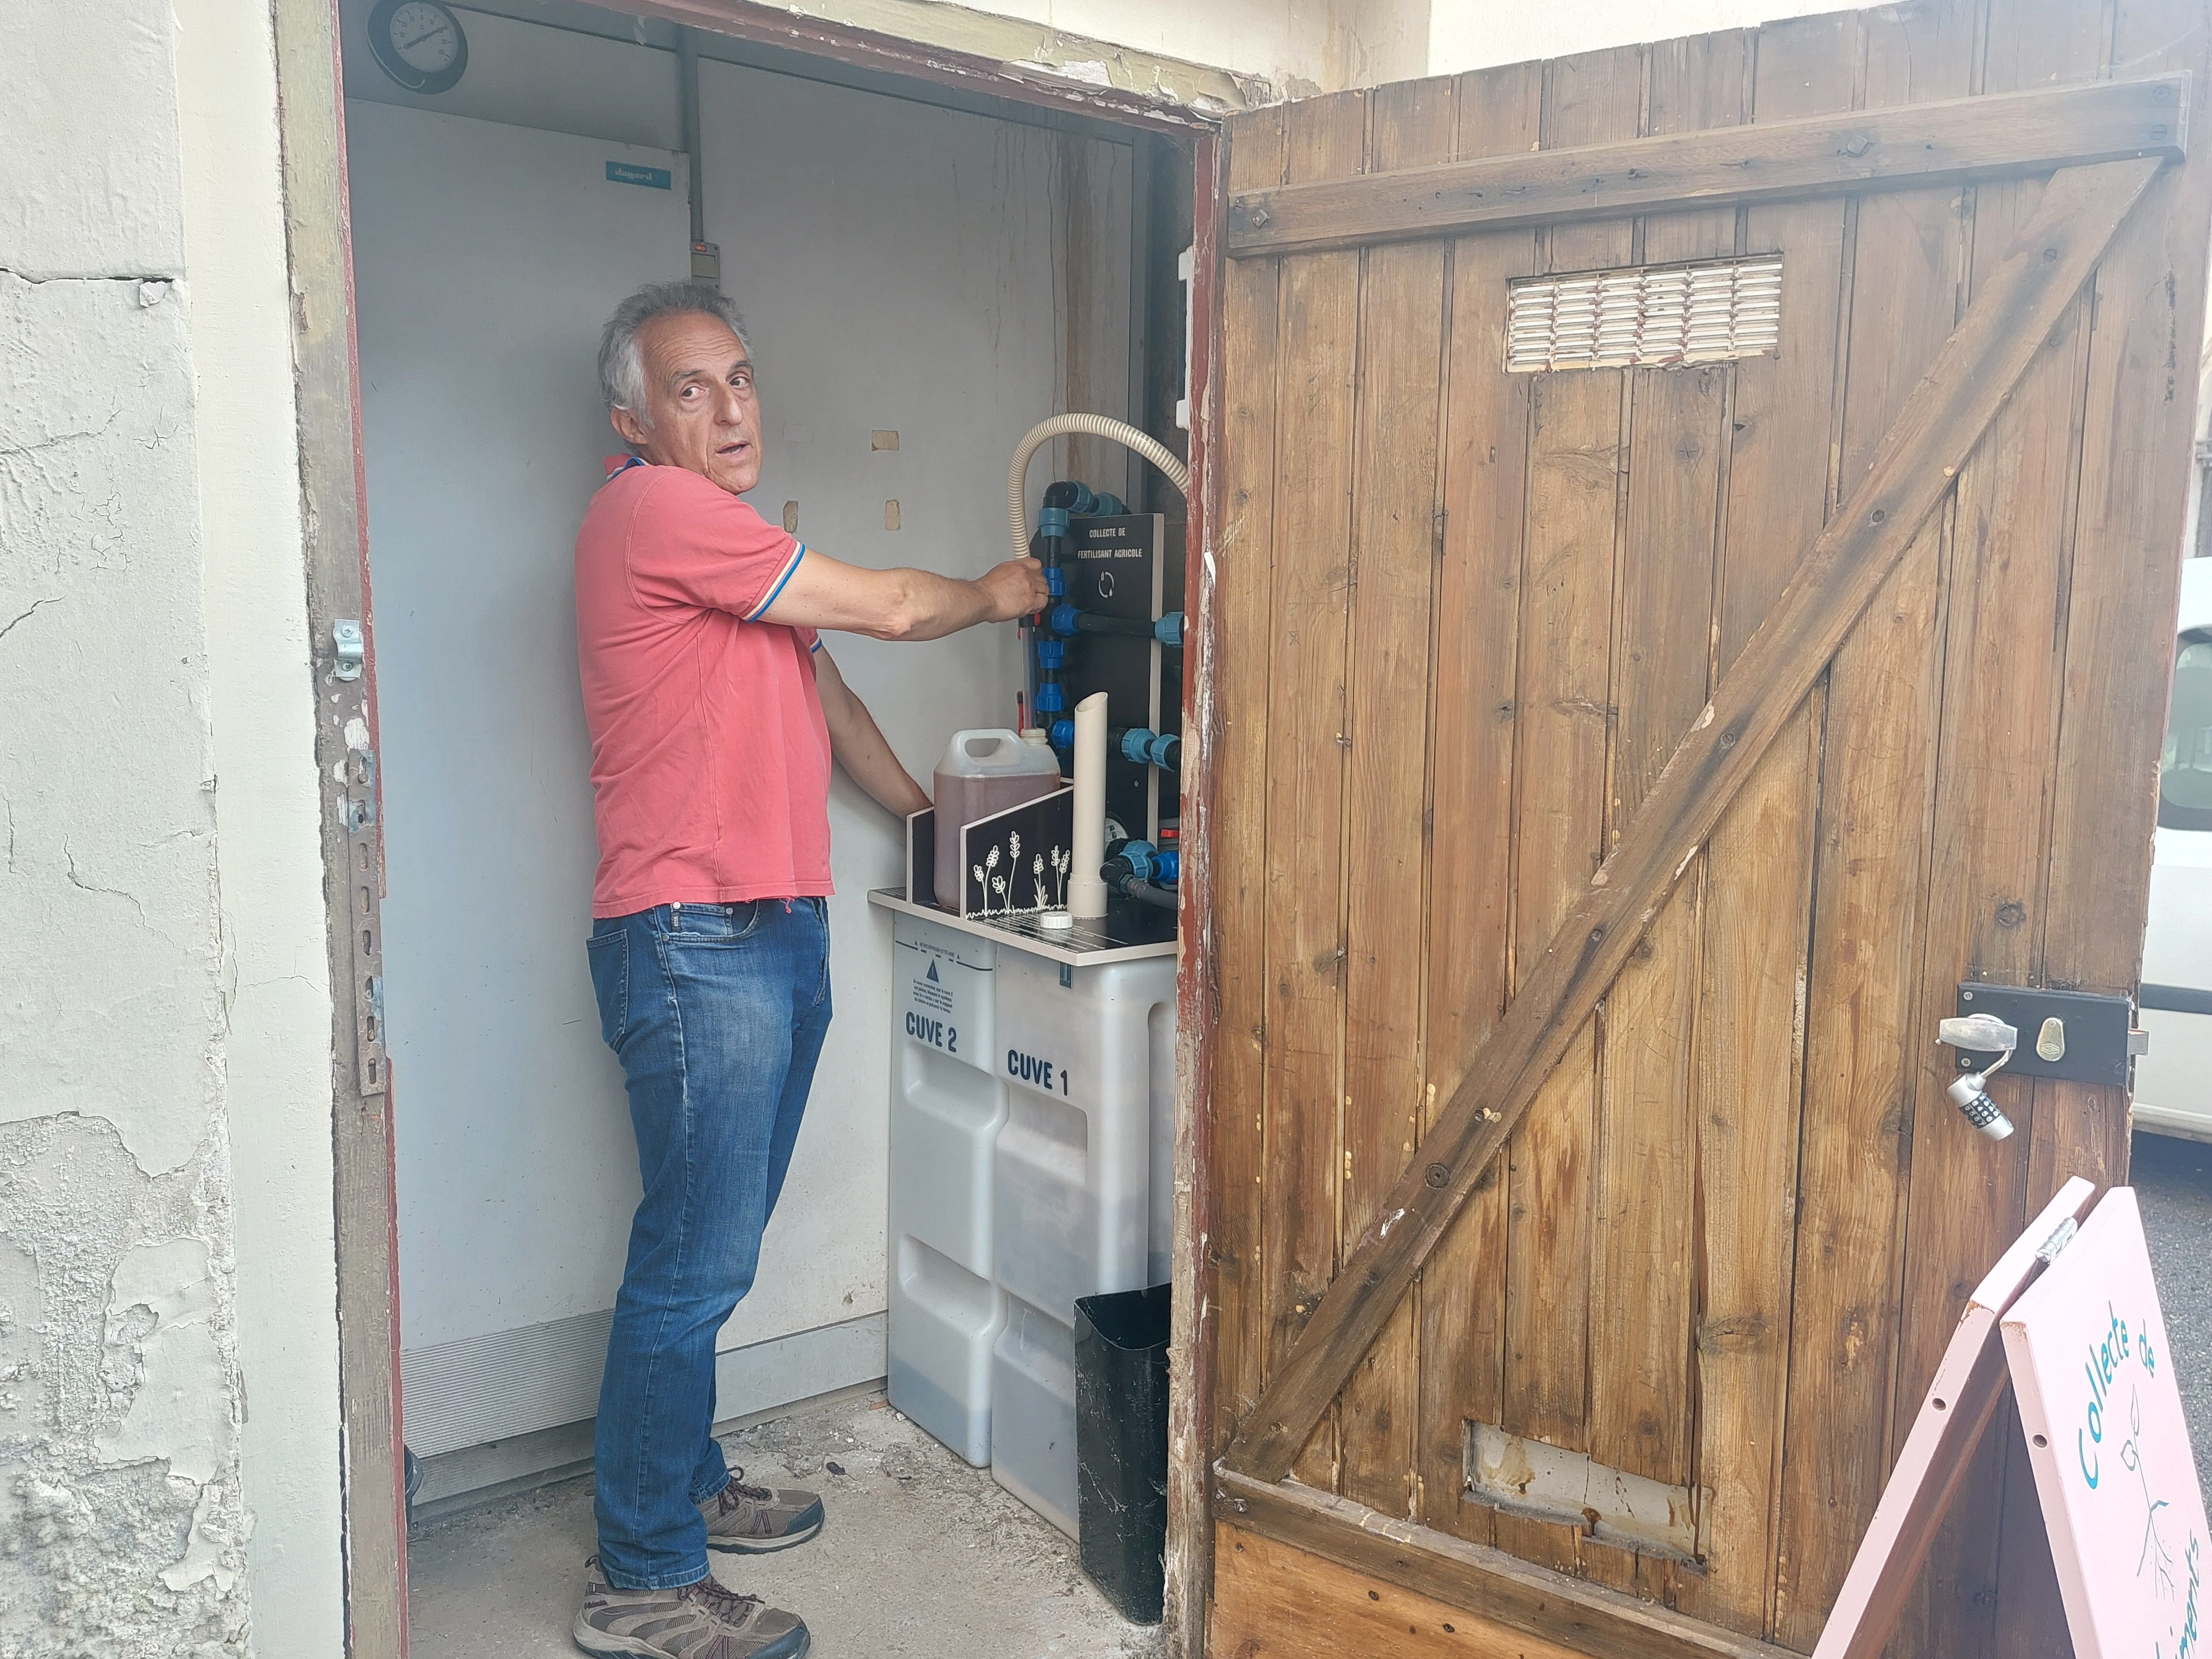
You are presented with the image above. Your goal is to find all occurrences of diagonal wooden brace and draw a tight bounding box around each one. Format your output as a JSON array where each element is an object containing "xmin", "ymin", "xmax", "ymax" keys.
[{"xmin": 1220, "ymin": 156, "xmax": 2164, "ymax": 1484}]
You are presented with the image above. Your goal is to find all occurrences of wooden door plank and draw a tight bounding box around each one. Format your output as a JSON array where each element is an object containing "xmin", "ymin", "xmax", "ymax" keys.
[
  {"xmin": 1585, "ymin": 27, "xmax": 1748, "ymax": 1609},
  {"xmin": 1225, "ymin": 72, "xmax": 2187, "ymax": 256},
  {"xmin": 1808, "ymin": 1177, "xmax": 2099, "ymax": 1659},
  {"xmin": 1496, "ymin": 41, "xmax": 1644, "ymax": 1578},
  {"xmin": 1339, "ymin": 75, "xmax": 1455, "ymax": 1518},
  {"xmin": 1940, "ymin": 11, "xmax": 2113, "ymax": 1657},
  {"xmin": 1260, "ymin": 88, "xmax": 1368, "ymax": 1492},
  {"xmin": 2042, "ymin": 0, "xmax": 2212, "ymax": 1165},
  {"xmin": 1216, "ymin": 1469, "xmax": 1799, "ymax": 1659},
  {"xmin": 1858, "ymin": 5, "xmax": 2090, "ymax": 1652},
  {"xmin": 1211, "ymin": 1523, "xmax": 1590, "ymax": 1659},
  {"xmin": 1695, "ymin": 14, "xmax": 1859, "ymax": 1641},
  {"xmin": 1769, "ymin": 3, "xmax": 1977, "ymax": 1644},
  {"xmin": 2006, "ymin": 1, "xmax": 2212, "ymax": 1648},
  {"xmin": 1416, "ymin": 59, "xmax": 1545, "ymax": 1547},
  {"xmin": 1209, "ymin": 108, "xmax": 1291, "ymax": 1469},
  {"xmin": 1222, "ymin": 152, "xmax": 2163, "ymax": 1488},
  {"xmin": 1172, "ymin": 123, "xmax": 1227, "ymax": 1659}
]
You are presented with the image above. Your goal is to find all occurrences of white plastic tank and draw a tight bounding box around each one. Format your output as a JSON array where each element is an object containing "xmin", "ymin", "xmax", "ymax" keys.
[
  {"xmin": 932, "ymin": 730, "xmax": 1063, "ymax": 909},
  {"xmin": 987, "ymin": 947, "xmax": 1176, "ymax": 1534},
  {"xmin": 886, "ymin": 914, "xmax": 1004, "ymax": 1464},
  {"xmin": 988, "ymin": 1294, "xmax": 1081, "ymax": 1533}
]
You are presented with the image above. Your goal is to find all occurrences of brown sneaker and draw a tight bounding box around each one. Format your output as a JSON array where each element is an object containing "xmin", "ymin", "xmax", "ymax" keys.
[
  {"xmin": 573, "ymin": 1558, "xmax": 810, "ymax": 1659},
  {"xmin": 698, "ymin": 1469, "xmax": 824, "ymax": 1554}
]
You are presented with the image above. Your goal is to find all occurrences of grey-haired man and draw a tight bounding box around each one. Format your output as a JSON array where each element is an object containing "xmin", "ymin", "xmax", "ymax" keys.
[{"xmin": 571, "ymin": 283, "xmax": 1045, "ymax": 1658}]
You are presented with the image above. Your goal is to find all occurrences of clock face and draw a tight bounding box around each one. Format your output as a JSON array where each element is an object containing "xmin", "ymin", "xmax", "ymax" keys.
[
  {"xmin": 368, "ymin": 0, "xmax": 467, "ymax": 94},
  {"xmin": 389, "ymin": 3, "xmax": 460, "ymax": 72}
]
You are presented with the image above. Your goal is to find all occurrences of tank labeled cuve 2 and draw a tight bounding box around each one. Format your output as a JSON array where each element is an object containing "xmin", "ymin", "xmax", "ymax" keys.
[
  {"xmin": 896, "ymin": 913, "xmax": 994, "ymax": 1071},
  {"xmin": 888, "ymin": 913, "xmax": 1007, "ymax": 1465}
]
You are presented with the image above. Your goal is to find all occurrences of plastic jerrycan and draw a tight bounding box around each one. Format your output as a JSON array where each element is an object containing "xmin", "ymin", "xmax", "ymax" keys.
[{"xmin": 933, "ymin": 730, "xmax": 1064, "ymax": 910}]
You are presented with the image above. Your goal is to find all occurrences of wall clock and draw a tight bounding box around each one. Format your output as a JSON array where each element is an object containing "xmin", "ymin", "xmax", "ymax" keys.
[{"xmin": 367, "ymin": 0, "xmax": 468, "ymax": 96}]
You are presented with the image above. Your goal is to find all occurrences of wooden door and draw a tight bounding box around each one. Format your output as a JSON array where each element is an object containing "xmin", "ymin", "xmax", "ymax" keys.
[{"xmin": 1196, "ymin": 5, "xmax": 2211, "ymax": 1656}]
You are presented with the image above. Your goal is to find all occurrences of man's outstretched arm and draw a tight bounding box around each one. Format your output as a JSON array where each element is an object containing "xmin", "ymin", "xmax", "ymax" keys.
[
  {"xmin": 813, "ymin": 648, "xmax": 931, "ymax": 818},
  {"xmin": 761, "ymin": 546, "xmax": 1046, "ymax": 641}
]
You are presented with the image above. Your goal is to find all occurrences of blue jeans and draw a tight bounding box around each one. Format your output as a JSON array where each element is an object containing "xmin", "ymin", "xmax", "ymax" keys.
[{"xmin": 585, "ymin": 898, "xmax": 832, "ymax": 1590}]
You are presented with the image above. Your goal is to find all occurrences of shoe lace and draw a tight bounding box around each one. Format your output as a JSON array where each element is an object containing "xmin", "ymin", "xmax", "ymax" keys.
[
  {"xmin": 678, "ymin": 1577, "xmax": 762, "ymax": 1624},
  {"xmin": 717, "ymin": 1468, "xmax": 775, "ymax": 1506}
]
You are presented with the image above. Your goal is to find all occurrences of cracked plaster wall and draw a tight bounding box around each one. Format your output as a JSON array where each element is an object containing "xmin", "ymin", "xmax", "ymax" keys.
[{"xmin": 1, "ymin": 0, "xmax": 342, "ymax": 1653}]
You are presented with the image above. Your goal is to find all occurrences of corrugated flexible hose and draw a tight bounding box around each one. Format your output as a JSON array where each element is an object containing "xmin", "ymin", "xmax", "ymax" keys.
[{"xmin": 1006, "ymin": 413, "xmax": 1190, "ymax": 564}]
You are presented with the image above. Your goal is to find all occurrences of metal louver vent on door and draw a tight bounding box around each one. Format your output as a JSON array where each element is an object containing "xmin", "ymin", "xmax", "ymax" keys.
[{"xmin": 1506, "ymin": 255, "xmax": 1782, "ymax": 373}]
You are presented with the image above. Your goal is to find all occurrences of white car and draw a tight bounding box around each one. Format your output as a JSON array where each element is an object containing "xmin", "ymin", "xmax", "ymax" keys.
[{"xmin": 2135, "ymin": 555, "xmax": 2212, "ymax": 1141}]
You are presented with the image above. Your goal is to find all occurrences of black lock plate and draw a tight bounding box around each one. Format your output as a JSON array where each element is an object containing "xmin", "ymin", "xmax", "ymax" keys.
[{"xmin": 1953, "ymin": 983, "xmax": 2143, "ymax": 1088}]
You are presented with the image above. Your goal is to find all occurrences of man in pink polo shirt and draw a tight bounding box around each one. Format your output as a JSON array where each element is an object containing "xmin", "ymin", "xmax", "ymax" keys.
[{"xmin": 571, "ymin": 283, "xmax": 1045, "ymax": 1659}]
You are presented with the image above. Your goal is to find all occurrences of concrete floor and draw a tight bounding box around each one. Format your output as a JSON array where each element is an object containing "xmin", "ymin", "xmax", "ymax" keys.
[
  {"xmin": 406, "ymin": 1390, "xmax": 1163, "ymax": 1659},
  {"xmin": 411, "ymin": 1131, "xmax": 2212, "ymax": 1658}
]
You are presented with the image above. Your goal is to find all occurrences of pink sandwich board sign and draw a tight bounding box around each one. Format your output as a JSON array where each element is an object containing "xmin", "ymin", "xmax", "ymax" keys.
[
  {"xmin": 2004, "ymin": 1187, "xmax": 2208, "ymax": 1659},
  {"xmin": 1814, "ymin": 1180, "xmax": 2206, "ymax": 1659}
]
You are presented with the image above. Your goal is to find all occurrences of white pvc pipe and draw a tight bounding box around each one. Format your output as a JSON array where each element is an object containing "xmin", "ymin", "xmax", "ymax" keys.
[
  {"xmin": 1006, "ymin": 413, "xmax": 1190, "ymax": 565},
  {"xmin": 1068, "ymin": 691, "xmax": 1109, "ymax": 920}
]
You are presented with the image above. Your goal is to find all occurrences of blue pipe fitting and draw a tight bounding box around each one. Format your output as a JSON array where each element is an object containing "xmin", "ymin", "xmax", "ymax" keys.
[
  {"xmin": 1048, "ymin": 718, "xmax": 1074, "ymax": 750},
  {"xmin": 1048, "ymin": 603, "xmax": 1084, "ymax": 638},
  {"xmin": 1045, "ymin": 566, "xmax": 1065, "ymax": 597},
  {"xmin": 1115, "ymin": 730, "xmax": 1185, "ymax": 778},
  {"xmin": 1034, "ymin": 682, "xmax": 1067, "ymax": 716},
  {"xmin": 1118, "ymin": 727, "xmax": 1180, "ymax": 771},
  {"xmin": 1035, "ymin": 638, "xmax": 1067, "ymax": 670},
  {"xmin": 1037, "ymin": 506, "xmax": 1072, "ymax": 540},
  {"xmin": 1117, "ymin": 840, "xmax": 1178, "ymax": 885},
  {"xmin": 1154, "ymin": 612, "xmax": 1184, "ymax": 648},
  {"xmin": 1091, "ymin": 492, "xmax": 1127, "ymax": 516}
]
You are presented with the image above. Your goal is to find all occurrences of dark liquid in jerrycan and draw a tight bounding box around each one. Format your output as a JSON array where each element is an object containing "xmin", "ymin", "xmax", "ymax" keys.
[{"xmin": 933, "ymin": 769, "xmax": 1063, "ymax": 911}]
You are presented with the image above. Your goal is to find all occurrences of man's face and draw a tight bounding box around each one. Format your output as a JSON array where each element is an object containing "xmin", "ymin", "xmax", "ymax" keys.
[{"xmin": 610, "ymin": 311, "xmax": 763, "ymax": 494}]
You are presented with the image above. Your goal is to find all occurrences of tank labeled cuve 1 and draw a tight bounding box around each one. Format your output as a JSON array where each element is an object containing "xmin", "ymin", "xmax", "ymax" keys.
[
  {"xmin": 990, "ymin": 1293, "xmax": 1081, "ymax": 1535},
  {"xmin": 886, "ymin": 914, "xmax": 1006, "ymax": 1465},
  {"xmin": 987, "ymin": 948, "xmax": 1174, "ymax": 1535}
]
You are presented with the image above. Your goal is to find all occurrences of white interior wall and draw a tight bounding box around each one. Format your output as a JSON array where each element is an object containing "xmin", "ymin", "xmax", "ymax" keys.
[
  {"xmin": 695, "ymin": 53, "xmax": 1128, "ymax": 1350},
  {"xmin": 347, "ymin": 105, "xmax": 693, "ymax": 1416},
  {"xmin": 348, "ymin": 18, "xmax": 1129, "ymax": 1462}
]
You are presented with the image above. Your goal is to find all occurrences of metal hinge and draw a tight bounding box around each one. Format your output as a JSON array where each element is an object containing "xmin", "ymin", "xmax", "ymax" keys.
[{"xmin": 334, "ymin": 618, "xmax": 366, "ymax": 681}]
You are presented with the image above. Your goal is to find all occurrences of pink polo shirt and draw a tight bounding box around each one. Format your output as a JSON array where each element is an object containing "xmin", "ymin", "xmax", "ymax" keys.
[{"xmin": 575, "ymin": 462, "xmax": 833, "ymax": 918}]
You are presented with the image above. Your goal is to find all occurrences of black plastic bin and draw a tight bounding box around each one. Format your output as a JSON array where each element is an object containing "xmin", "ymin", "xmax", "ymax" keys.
[{"xmin": 1073, "ymin": 1282, "xmax": 1172, "ymax": 1625}]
